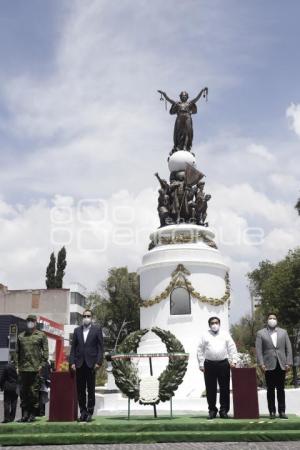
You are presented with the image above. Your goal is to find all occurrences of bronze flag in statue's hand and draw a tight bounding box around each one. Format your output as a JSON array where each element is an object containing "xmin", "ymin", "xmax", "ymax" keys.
[{"xmin": 185, "ymin": 163, "xmax": 205, "ymax": 186}]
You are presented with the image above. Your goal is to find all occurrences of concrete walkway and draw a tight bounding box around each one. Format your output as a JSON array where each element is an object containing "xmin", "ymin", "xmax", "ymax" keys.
[{"xmin": 4, "ymin": 443, "xmax": 300, "ymax": 450}]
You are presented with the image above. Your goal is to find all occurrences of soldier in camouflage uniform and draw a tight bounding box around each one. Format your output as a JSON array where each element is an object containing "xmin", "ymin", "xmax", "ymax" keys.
[{"xmin": 16, "ymin": 314, "xmax": 49, "ymax": 422}]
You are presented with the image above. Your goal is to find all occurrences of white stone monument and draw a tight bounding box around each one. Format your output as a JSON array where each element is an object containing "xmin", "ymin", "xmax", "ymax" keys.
[{"xmin": 98, "ymin": 88, "xmax": 231, "ymax": 413}]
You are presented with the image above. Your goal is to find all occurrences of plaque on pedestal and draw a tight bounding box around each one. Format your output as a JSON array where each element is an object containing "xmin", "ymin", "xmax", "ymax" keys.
[
  {"xmin": 49, "ymin": 371, "xmax": 78, "ymax": 421},
  {"xmin": 231, "ymin": 367, "xmax": 259, "ymax": 419}
]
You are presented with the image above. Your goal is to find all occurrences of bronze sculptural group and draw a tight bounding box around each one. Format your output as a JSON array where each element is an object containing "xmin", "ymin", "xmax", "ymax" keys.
[
  {"xmin": 155, "ymin": 88, "xmax": 211, "ymax": 227},
  {"xmin": 155, "ymin": 172, "xmax": 211, "ymax": 227}
]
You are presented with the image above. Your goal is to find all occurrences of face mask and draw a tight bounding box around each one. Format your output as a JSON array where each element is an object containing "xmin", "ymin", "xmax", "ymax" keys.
[
  {"xmin": 83, "ymin": 317, "xmax": 92, "ymax": 326},
  {"xmin": 210, "ymin": 324, "xmax": 220, "ymax": 333},
  {"xmin": 27, "ymin": 321, "xmax": 35, "ymax": 330},
  {"xmin": 268, "ymin": 319, "xmax": 277, "ymax": 328}
]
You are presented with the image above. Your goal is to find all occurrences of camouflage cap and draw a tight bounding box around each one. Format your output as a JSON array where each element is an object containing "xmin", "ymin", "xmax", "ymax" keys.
[{"xmin": 26, "ymin": 314, "xmax": 37, "ymax": 321}]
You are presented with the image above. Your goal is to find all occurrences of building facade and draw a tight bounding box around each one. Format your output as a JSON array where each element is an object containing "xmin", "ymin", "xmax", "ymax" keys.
[
  {"xmin": 0, "ymin": 281, "xmax": 87, "ymax": 364},
  {"xmin": 64, "ymin": 282, "xmax": 87, "ymax": 344}
]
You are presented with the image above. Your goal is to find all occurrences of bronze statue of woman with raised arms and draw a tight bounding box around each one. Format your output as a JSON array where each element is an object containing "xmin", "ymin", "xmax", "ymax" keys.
[{"xmin": 158, "ymin": 88, "xmax": 208, "ymax": 154}]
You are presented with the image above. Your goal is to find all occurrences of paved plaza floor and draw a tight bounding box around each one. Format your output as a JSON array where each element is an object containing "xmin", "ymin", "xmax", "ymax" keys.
[{"xmin": 3, "ymin": 443, "xmax": 300, "ymax": 450}]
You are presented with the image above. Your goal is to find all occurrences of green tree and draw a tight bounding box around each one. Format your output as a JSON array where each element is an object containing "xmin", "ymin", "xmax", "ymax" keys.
[
  {"xmin": 46, "ymin": 252, "xmax": 56, "ymax": 288},
  {"xmin": 87, "ymin": 267, "xmax": 141, "ymax": 350},
  {"xmin": 56, "ymin": 246, "xmax": 67, "ymax": 288},
  {"xmin": 249, "ymin": 250, "xmax": 300, "ymax": 336},
  {"xmin": 45, "ymin": 247, "xmax": 67, "ymax": 288},
  {"xmin": 248, "ymin": 260, "xmax": 274, "ymax": 301},
  {"xmin": 231, "ymin": 312, "xmax": 264, "ymax": 358}
]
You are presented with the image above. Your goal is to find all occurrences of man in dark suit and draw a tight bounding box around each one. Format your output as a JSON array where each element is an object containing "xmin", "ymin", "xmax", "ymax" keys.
[
  {"xmin": 69, "ymin": 309, "xmax": 104, "ymax": 422},
  {"xmin": 0, "ymin": 360, "xmax": 18, "ymax": 423},
  {"xmin": 256, "ymin": 313, "xmax": 293, "ymax": 419}
]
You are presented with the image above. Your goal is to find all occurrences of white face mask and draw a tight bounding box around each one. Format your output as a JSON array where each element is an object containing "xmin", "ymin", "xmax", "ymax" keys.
[
  {"xmin": 210, "ymin": 324, "xmax": 220, "ymax": 333},
  {"xmin": 27, "ymin": 321, "xmax": 35, "ymax": 330},
  {"xmin": 268, "ymin": 319, "xmax": 277, "ymax": 328},
  {"xmin": 83, "ymin": 317, "xmax": 92, "ymax": 326}
]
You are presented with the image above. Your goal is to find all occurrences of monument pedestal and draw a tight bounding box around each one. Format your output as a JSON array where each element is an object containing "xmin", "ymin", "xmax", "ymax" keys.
[{"xmin": 138, "ymin": 224, "xmax": 229, "ymax": 402}]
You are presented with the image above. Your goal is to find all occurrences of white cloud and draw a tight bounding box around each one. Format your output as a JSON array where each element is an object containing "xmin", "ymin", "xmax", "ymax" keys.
[
  {"xmin": 269, "ymin": 173, "xmax": 299, "ymax": 193},
  {"xmin": 262, "ymin": 227, "xmax": 300, "ymax": 260},
  {"xmin": 286, "ymin": 103, "xmax": 300, "ymax": 137},
  {"xmin": 0, "ymin": 189, "xmax": 158, "ymax": 291},
  {"xmin": 247, "ymin": 143, "xmax": 275, "ymax": 162},
  {"xmin": 210, "ymin": 182, "xmax": 292, "ymax": 227},
  {"xmin": 0, "ymin": 0, "xmax": 266, "ymax": 202},
  {"xmin": 223, "ymin": 257, "xmax": 253, "ymax": 321}
]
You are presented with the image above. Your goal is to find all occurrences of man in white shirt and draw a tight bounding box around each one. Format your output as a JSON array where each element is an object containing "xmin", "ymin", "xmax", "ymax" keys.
[{"xmin": 197, "ymin": 316, "xmax": 238, "ymax": 419}]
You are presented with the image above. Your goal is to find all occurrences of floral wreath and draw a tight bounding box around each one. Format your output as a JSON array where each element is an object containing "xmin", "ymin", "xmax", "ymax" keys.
[{"xmin": 111, "ymin": 327, "xmax": 189, "ymax": 405}]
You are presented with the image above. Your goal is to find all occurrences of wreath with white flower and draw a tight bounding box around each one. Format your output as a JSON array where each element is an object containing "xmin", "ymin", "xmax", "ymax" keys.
[{"xmin": 111, "ymin": 327, "xmax": 189, "ymax": 405}]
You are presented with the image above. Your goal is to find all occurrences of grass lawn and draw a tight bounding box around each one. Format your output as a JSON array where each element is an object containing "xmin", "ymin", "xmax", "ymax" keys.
[{"xmin": 0, "ymin": 415, "xmax": 300, "ymax": 445}]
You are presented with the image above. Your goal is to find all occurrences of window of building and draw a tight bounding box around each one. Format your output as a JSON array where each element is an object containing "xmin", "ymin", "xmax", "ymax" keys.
[
  {"xmin": 70, "ymin": 292, "xmax": 86, "ymax": 307},
  {"xmin": 170, "ymin": 287, "xmax": 191, "ymax": 315},
  {"xmin": 70, "ymin": 312, "xmax": 83, "ymax": 325},
  {"xmin": 32, "ymin": 292, "xmax": 40, "ymax": 309}
]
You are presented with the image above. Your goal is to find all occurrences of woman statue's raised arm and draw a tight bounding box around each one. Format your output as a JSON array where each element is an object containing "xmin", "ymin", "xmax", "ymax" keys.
[
  {"xmin": 191, "ymin": 87, "xmax": 208, "ymax": 104},
  {"xmin": 157, "ymin": 90, "xmax": 175, "ymax": 105}
]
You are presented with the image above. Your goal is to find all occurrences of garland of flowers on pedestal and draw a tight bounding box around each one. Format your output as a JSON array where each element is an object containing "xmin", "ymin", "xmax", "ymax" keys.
[
  {"xmin": 140, "ymin": 264, "xmax": 230, "ymax": 308},
  {"xmin": 111, "ymin": 327, "xmax": 189, "ymax": 405},
  {"xmin": 149, "ymin": 231, "xmax": 218, "ymax": 249}
]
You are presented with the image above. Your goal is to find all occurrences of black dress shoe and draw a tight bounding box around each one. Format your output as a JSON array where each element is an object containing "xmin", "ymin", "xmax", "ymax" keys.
[
  {"xmin": 85, "ymin": 414, "xmax": 92, "ymax": 422},
  {"xmin": 208, "ymin": 410, "xmax": 217, "ymax": 420},
  {"xmin": 77, "ymin": 413, "xmax": 88, "ymax": 422},
  {"xmin": 269, "ymin": 412, "xmax": 276, "ymax": 419},
  {"xmin": 219, "ymin": 412, "xmax": 229, "ymax": 419},
  {"xmin": 27, "ymin": 414, "xmax": 36, "ymax": 423},
  {"xmin": 1, "ymin": 419, "xmax": 9, "ymax": 424},
  {"xmin": 17, "ymin": 416, "xmax": 29, "ymax": 423},
  {"xmin": 279, "ymin": 413, "xmax": 288, "ymax": 419}
]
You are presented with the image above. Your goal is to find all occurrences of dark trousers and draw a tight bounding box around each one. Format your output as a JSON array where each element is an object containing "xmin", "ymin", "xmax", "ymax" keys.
[
  {"xmin": 3, "ymin": 391, "xmax": 18, "ymax": 422},
  {"xmin": 265, "ymin": 361, "xmax": 286, "ymax": 414},
  {"xmin": 19, "ymin": 371, "xmax": 40, "ymax": 415},
  {"xmin": 204, "ymin": 359, "xmax": 230, "ymax": 413},
  {"xmin": 76, "ymin": 362, "xmax": 96, "ymax": 416}
]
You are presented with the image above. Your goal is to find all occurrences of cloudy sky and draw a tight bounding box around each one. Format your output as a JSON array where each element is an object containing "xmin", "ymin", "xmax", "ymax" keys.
[{"xmin": 0, "ymin": 0, "xmax": 299, "ymax": 323}]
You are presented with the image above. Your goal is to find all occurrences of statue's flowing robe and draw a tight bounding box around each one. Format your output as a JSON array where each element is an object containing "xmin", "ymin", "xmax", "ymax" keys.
[{"xmin": 170, "ymin": 102, "xmax": 197, "ymax": 151}]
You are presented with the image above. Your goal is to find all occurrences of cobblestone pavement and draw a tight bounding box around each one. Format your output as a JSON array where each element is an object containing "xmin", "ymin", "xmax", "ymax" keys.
[{"xmin": 3, "ymin": 444, "xmax": 300, "ymax": 450}]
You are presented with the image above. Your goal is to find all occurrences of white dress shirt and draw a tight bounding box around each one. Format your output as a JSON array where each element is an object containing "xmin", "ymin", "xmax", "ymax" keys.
[
  {"xmin": 197, "ymin": 329, "xmax": 238, "ymax": 369},
  {"xmin": 268, "ymin": 328, "xmax": 278, "ymax": 347},
  {"xmin": 83, "ymin": 324, "xmax": 91, "ymax": 343}
]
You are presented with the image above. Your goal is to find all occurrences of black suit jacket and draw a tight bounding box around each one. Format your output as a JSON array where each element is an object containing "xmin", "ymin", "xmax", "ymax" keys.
[
  {"xmin": 0, "ymin": 362, "xmax": 18, "ymax": 392},
  {"xmin": 69, "ymin": 325, "xmax": 104, "ymax": 369}
]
